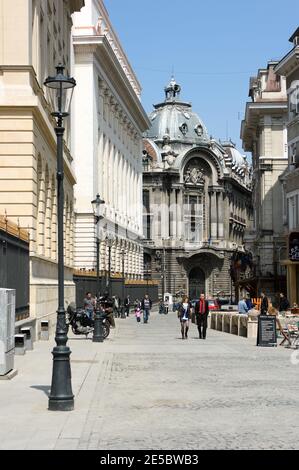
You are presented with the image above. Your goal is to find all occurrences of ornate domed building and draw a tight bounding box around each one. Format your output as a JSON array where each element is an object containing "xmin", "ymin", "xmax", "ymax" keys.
[{"xmin": 142, "ymin": 78, "xmax": 253, "ymax": 300}]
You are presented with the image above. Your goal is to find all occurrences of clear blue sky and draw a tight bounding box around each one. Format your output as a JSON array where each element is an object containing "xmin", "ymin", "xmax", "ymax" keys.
[{"xmin": 105, "ymin": 0, "xmax": 298, "ymax": 153}]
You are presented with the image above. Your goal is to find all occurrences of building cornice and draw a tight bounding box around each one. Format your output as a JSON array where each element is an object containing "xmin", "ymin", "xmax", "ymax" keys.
[
  {"xmin": 274, "ymin": 46, "xmax": 299, "ymax": 76},
  {"xmin": 241, "ymin": 101, "xmax": 288, "ymax": 151},
  {"xmin": 70, "ymin": 0, "xmax": 85, "ymax": 15},
  {"xmin": 73, "ymin": 35, "xmax": 150, "ymax": 133}
]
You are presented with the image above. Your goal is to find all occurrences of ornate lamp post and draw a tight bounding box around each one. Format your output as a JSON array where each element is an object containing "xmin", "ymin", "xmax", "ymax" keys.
[
  {"xmin": 105, "ymin": 234, "xmax": 115, "ymax": 298},
  {"xmin": 44, "ymin": 64, "xmax": 76, "ymax": 411},
  {"xmin": 120, "ymin": 248, "xmax": 126, "ymax": 315},
  {"xmin": 91, "ymin": 194, "xmax": 105, "ymax": 343}
]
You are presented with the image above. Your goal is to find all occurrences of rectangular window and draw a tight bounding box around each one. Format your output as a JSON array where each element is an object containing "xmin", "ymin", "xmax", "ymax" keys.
[
  {"xmin": 184, "ymin": 194, "xmax": 203, "ymax": 243},
  {"xmin": 142, "ymin": 190, "xmax": 152, "ymax": 239}
]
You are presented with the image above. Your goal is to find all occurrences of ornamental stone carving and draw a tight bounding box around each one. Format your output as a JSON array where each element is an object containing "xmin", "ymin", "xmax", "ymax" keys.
[{"xmin": 184, "ymin": 166, "xmax": 205, "ymax": 185}]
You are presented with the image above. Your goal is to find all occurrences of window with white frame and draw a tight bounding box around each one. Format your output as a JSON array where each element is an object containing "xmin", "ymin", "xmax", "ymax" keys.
[
  {"xmin": 184, "ymin": 194, "xmax": 203, "ymax": 243},
  {"xmin": 289, "ymin": 83, "xmax": 299, "ymax": 118}
]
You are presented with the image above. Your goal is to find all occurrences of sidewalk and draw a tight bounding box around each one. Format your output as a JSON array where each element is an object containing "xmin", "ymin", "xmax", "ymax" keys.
[{"xmin": 1, "ymin": 309, "xmax": 299, "ymax": 449}]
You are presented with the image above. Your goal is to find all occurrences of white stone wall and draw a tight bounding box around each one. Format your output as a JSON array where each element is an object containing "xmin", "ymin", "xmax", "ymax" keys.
[
  {"xmin": 0, "ymin": 1, "xmax": 83, "ymax": 331},
  {"xmin": 72, "ymin": 0, "xmax": 149, "ymax": 279}
]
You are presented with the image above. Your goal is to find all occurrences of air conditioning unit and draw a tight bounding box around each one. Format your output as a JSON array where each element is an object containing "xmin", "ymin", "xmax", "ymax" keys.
[{"xmin": 0, "ymin": 288, "xmax": 16, "ymax": 375}]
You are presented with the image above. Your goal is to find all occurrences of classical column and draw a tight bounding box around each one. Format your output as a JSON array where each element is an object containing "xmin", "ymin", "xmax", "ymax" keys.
[
  {"xmin": 176, "ymin": 189, "xmax": 183, "ymax": 240},
  {"xmin": 217, "ymin": 191, "xmax": 224, "ymax": 239},
  {"xmin": 209, "ymin": 189, "xmax": 217, "ymax": 239},
  {"xmin": 288, "ymin": 264, "xmax": 297, "ymax": 306},
  {"xmin": 170, "ymin": 189, "xmax": 176, "ymax": 238}
]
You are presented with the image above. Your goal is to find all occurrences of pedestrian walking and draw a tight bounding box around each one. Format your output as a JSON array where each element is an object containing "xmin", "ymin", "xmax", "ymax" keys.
[
  {"xmin": 159, "ymin": 299, "xmax": 164, "ymax": 314},
  {"xmin": 124, "ymin": 295, "xmax": 131, "ymax": 317},
  {"xmin": 164, "ymin": 297, "xmax": 169, "ymax": 315},
  {"xmin": 279, "ymin": 292, "xmax": 290, "ymax": 315},
  {"xmin": 83, "ymin": 292, "xmax": 95, "ymax": 320},
  {"xmin": 113, "ymin": 295, "xmax": 120, "ymax": 318},
  {"xmin": 178, "ymin": 296, "xmax": 192, "ymax": 339},
  {"xmin": 260, "ymin": 292, "xmax": 269, "ymax": 316},
  {"xmin": 141, "ymin": 294, "xmax": 152, "ymax": 323},
  {"xmin": 238, "ymin": 296, "xmax": 249, "ymax": 314},
  {"xmin": 195, "ymin": 293, "xmax": 209, "ymax": 339},
  {"xmin": 135, "ymin": 304, "xmax": 141, "ymax": 323}
]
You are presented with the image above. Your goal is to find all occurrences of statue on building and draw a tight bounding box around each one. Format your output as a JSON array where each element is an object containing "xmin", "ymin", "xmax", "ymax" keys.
[{"xmin": 161, "ymin": 134, "xmax": 178, "ymax": 166}]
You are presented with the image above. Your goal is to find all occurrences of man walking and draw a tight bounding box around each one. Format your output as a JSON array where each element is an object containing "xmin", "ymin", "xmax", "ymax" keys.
[
  {"xmin": 141, "ymin": 294, "xmax": 152, "ymax": 324},
  {"xmin": 124, "ymin": 295, "xmax": 130, "ymax": 317},
  {"xmin": 195, "ymin": 293, "xmax": 209, "ymax": 339},
  {"xmin": 260, "ymin": 292, "xmax": 269, "ymax": 316}
]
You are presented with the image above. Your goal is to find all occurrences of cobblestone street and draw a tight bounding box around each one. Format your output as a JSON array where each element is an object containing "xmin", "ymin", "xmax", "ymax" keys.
[{"xmin": 1, "ymin": 310, "xmax": 299, "ymax": 450}]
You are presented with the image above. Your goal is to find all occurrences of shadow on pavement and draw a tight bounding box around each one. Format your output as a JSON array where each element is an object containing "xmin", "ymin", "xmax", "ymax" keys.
[{"xmin": 30, "ymin": 385, "xmax": 51, "ymax": 397}]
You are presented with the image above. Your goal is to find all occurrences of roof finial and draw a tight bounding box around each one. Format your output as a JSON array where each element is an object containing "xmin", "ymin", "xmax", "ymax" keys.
[{"xmin": 164, "ymin": 76, "xmax": 181, "ymax": 101}]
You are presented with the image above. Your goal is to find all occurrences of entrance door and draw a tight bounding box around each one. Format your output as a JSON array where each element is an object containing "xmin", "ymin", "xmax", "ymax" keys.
[{"xmin": 189, "ymin": 267, "xmax": 205, "ymax": 299}]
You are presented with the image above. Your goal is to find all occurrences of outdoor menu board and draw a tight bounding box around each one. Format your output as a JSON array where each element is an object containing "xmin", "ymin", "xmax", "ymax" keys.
[{"xmin": 257, "ymin": 315, "xmax": 277, "ymax": 347}]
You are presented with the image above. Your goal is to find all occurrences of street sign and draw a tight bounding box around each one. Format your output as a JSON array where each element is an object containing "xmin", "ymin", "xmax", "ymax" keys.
[{"xmin": 257, "ymin": 315, "xmax": 277, "ymax": 347}]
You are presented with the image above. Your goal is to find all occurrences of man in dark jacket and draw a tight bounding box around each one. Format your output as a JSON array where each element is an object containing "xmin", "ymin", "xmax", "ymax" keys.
[
  {"xmin": 195, "ymin": 293, "xmax": 209, "ymax": 339},
  {"xmin": 124, "ymin": 295, "xmax": 130, "ymax": 317},
  {"xmin": 260, "ymin": 292, "xmax": 269, "ymax": 316},
  {"xmin": 279, "ymin": 293, "xmax": 290, "ymax": 313},
  {"xmin": 141, "ymin": 294, "xmax": 152, "ymax": 324}
]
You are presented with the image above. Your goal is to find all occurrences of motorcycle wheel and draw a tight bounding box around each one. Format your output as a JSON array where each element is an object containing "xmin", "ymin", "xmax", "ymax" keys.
[
  {"xmin": 103, "ymin": 323, "xmax": 110, "ymax": 339},
  {"xmin": 71, "ymin": 326, "xmax": 80, "ymax": 335}
]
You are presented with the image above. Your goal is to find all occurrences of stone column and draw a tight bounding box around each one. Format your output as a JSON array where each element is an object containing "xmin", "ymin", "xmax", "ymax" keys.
[
  {"xmin": 176, "ymin": 189, "xmax": 183, "ymax": 240},
  {"xmin": 288, "ymin": 264, "xmax": 298, "ymax": 306},
  {"xmin": 161, "ymin": 190, "xmax": 167, "ymax": 239},
  {"xmin": 209, "ymin": 190, "xmax": 217, "ymax": 239},
  {"xmin": 217, "ymin": 191, "xmax": 224, "ymax": 239},
  {"xmin": 170, "ymin": 189, "xmax": 176, "ymax": 238}
]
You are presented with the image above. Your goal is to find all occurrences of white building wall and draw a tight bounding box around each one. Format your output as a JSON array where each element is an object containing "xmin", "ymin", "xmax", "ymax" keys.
[{"xmin": 72, "ymin": 0, "xmax": 149, "ymax": 279}]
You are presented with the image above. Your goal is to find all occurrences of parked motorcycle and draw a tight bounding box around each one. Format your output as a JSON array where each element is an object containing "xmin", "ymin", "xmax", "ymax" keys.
[{"xmin": 66, "ymin": 302, "xmax": 110, "ymax": 339}]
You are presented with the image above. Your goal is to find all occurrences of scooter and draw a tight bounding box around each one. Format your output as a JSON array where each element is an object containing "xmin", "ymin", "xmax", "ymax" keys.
[{"xmin": 66, "ymin": 303, "xmax": 110, "ymax": 339}]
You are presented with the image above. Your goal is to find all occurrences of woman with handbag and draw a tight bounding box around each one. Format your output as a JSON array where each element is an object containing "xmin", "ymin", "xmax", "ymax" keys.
[{"xmin": 178, "ymin": 297, "xmax": 192, "ymax": 340}]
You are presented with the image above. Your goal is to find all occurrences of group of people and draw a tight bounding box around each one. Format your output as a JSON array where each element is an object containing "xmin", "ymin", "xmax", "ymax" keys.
[
  {"xmin": 177, "ymin": 293, "xmax": 209, "ymax": 340},
  {"xmin": 84, "ymin": 292, "xmax": 154, "ymax": 325},
  {"xmin": 238, "ymin": 291, "xmax": 291, "ymax": 316},
  {"xmin": 83, "ymin": 291, "xmax": 115, "ymax": 327},
  {"xmin": 133, "ymin": 295, "xmax": 153, "ymax": 323}
]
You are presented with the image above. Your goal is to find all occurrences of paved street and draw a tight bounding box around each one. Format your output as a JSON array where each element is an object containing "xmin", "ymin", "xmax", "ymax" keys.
[{"xmin": 1, "ymin": 309, "xmax": 299, "ymax": 450}]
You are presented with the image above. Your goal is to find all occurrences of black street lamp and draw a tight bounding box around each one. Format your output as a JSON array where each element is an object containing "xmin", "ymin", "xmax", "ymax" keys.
[
  {"xmin": 121, "ymin": 248, "xmax": 126, "ymax": 315},
  {"xmin": 91, "ymin": 194, "xmax": 105, "ymax": 296},
  {"xmin": 105, "ymin": 235, "xmax": 115, "ymax": 298},
  {"xmin": 44, "ymin": 64, "xmax": 76, "ymax": 412},
  {"xmin": 91, "ymin": 194, "xmax": 105, "ymax": 343}
]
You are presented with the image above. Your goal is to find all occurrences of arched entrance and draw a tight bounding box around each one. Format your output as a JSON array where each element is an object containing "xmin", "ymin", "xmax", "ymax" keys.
[{"xmin": 189, "ymin": 267, "xmax": 205, "ymax": 299}]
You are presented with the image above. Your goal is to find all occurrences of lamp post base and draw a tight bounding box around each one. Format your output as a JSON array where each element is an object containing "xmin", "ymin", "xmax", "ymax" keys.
[
  {"xmin": 48, "ymin": 397, "xmax": 74, "ymax": 412},
  {"xmin": 48, "ymin": 344, "xmax": 74, "ymax": 411},
  {"xmin": 93, "ymin": 309, "xmax": 104, "ymax": 342}
]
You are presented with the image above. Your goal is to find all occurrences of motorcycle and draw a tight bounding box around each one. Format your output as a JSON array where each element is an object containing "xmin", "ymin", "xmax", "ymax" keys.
[{"xmin": 66, "ymin": 302, "xmax": 110, "ymax": 339}]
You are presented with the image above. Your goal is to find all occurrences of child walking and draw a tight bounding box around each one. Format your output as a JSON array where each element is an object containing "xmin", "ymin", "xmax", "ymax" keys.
[{"xmin": 135, "ymin": 305, "xmax": 141, "ymax": 323}]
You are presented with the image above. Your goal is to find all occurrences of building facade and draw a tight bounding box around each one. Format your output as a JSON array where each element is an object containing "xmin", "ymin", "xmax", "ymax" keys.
[
  {"xmin": 143, "ymin": 79, "xmax": 252, "ymax": 300},
  {"xmin": 0, "ymin": 0, "xmax": 84, "ymax": 335},
  {"xmin": 241, "ymin": 61, "xmax": 288, "ymax": 297},
  {"xmin": 275, "ymin": 28, "xmax": 299, "ymax": 306},
  {"xmin": 72, "ymin": 0, "xmax": 150, "ymax": 283}
]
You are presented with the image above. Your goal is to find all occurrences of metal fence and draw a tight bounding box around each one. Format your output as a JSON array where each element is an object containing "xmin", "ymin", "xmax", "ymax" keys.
[
  {"xmin": 0, "ymin": 217, "xmax": 29, "ymax": 321},
  {"xmin": 73, "ymin": 273, "xmax": 159, "ymax": 309}
]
